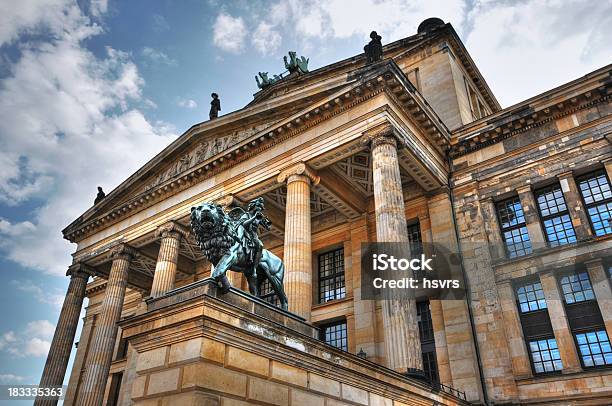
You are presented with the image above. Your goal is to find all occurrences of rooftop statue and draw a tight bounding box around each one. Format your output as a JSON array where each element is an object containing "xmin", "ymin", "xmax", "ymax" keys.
[
  {"xmin": 190, "ymin": 198, "xmax": 288, "ymax": 310},
  {"xmin": 284, "ymin": 51, "xmax": 309, "ymax": 74},
  {"xmin": 94, "ymin": 186, "xmax": 105, "ymax": 205},
  {"xmin": 209, "ymin": 92, "xmax": 221, "ymax": 120},
  {"xmin": 364, "ymin": 30, "xmax": 383, "ymax": 63},
  {"xmin": 255, "ymin": 71, "xmax": 281, "ymax": 89}
]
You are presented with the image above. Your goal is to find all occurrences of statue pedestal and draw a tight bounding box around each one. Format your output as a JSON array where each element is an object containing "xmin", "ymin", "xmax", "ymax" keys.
[{"xmin": 120, "ymin": 279, "xmax": 468, "ymax": 405}]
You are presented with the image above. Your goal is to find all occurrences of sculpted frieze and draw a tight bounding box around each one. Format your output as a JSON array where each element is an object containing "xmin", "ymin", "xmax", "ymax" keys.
[{"xmin": 143, "ymin": 122, "xmax": 275, "ymax": 192}]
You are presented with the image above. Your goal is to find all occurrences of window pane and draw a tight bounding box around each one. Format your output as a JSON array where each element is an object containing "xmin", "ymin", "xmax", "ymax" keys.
[
  {"xmin": 559, "ymin": 271, "xmax": 595, "ymax": 304},
  {"xmin": 528, "ymin": 338, "xmax": 563, "ymax": 373},
  {"xmin": 578, "ymin": 172, "xmax": 612, "ymax": 236},
  {"xmin": 320, "ymin": 320, "xmax": 348, "ymax": 351},
  {"xmin": 575, "ymin": 330, "xmax": 612, "ymax": 367},
  {"xmin": 318, "ymin": 248, "xmax": 346, "ymax": 303},
  {"xmin": 515, "ymin": 281, "xmax": 547, "ymax": 313}
]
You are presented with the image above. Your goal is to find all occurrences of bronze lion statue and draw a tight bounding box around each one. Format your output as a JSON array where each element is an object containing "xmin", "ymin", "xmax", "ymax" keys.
[{"xmin": 190, "ymin": 201, "xmax": 288, "ymax": 310}]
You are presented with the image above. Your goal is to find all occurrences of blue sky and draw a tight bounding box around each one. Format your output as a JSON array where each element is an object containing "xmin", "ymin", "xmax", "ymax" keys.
[{"xmin": 0, "ymin": 0, "xmax": 610, "ymax": 399}]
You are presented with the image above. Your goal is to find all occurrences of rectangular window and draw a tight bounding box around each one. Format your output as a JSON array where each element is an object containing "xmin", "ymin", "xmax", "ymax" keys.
[
  {"xmin": 318, "ymin": 248, "xmax": 346, "ymax": 303},
  {"xmin": 515, "ymin": 278, "xmax": 558, "ymax": 375},
  {"xmin": 108, "ymin": 372, "xmax": 123, "ymax": 406},
  {"xmin": 528, "ymin": 338, "xmax": 563, "ymax": 373},
  {"xmin": 575, "ymin": 330, "xmax": 612, "ymax": 368},
  {"xmin": 319, "ymin": 320, "xmax": 347, "ymax": 351},
  {"xmin": 560, "ymin": 271, "xmax": 595, "ymax": 304},
  {"xmin": 516, "ymin": 281, "xmax": 547, "ymax": 313},
  {"xmin": 578, "ymin": 171, "xmax": 612, "ymax": 236},
  {"xmin": 407, "ymin": 221, "xmax": 423, "ymax": 258},
  {"xmin": 535, "ymin": 185, "xmax": 577, "ymax": 246},
  {"xmin": 496, "ymin": 197, "xmax": 532, "ymax": 258},
  {"xmin": 417, "ymin": 301, "xmax": 439, "ymax": 383},
  {"xmin": 259, "ymin": 278, "xmax": 280, "ymax": 307}
]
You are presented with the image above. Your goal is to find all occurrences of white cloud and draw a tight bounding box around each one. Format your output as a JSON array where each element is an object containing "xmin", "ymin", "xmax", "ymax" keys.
[
  {"xmin": 252, "ymin": 22, "xmax": 282, "ymax": 56},
  {"xmin": 141, "ymin": 46, "xmax": 177, "ymax": 66},
  {"xmin": 0, "ymin": 320, "xmax": 54, "ymax": 358},
  {"xmin": 0, "ymin": 1, "xmax": 176, "ymax": 276},
  {"xmin": 24, "ymin": 338, "xmax": 51, "ymax": 357},
  {"xmin": 213, "ymin": 12, "xmax": 247, "ymax": 53},
  {"xmin": 0, "ymin": 374, "xmax": 25, "ymax": 384},
  {"xmin": 178, "ymin": 98, "xmax": 198, "ymax": 109},
  {"xmin": 25, "ymin": 320, "xmax": 56, "ymax": 340},
  {"xmin": 0, "ymin": 331, "xmax": 17, "ymax": 350}
]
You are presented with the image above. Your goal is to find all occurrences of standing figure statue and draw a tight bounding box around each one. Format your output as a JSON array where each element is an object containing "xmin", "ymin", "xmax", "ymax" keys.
[
  {"xmin": 209, "ymin": 92, "xmax": 221, "ymax": 120},
  {"xmin": 94, "ymin": 186, "xmax": 105, "ymax": 205},
  {"xmin": 364, "ymin": 31, "xmax": 383, "ymax": 63},
  {"xmin": 190, "ymin": 198, "xmax": 288, "ymax": 310}
]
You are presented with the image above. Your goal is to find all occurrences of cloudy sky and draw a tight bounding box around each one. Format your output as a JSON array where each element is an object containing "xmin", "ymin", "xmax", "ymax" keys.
[{"xmin": 0, "ymin": 0, "xmax": 610, "ymax": 396}]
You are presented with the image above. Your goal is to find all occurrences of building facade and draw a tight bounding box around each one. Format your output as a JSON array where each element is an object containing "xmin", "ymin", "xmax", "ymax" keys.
[{"xmin": 37, "ymin": 18, "xmax": 612, "ymax": 405}]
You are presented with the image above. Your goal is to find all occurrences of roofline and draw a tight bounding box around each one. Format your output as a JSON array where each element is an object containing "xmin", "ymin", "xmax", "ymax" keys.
[{"xmin": 453, "ymin": 63, "xmax": 612, "ymax": 138}]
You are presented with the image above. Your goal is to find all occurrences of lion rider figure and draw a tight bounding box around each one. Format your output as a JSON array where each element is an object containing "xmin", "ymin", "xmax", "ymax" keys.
[{"xmin": 231, "ymin": 197, "xmax": 271, "ymax": 279}]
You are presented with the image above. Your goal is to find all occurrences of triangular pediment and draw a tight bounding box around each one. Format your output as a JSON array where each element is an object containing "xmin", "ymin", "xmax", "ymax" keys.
[{"xmin": 64, "ymin": 54, "xmax": 451, "ymax": 242}]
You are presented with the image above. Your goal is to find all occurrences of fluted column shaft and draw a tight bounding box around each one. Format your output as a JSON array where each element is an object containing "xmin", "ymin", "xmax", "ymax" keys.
[
  {"xmin": 283, "ymin": 174, "xmax": 313, "ymax": 318},
  {"xmin": 150, "ymin": 222, "xmax": 187, "ymax": 298},
  {"xmin": 278, "ymin": 163, "xmax": 318, "ymax": 319},
  {"xmin": 34, "ymin": 266, "xmax": 89, "ymax": 406},
  {"xmin": 368, "ymin": 128, "xmax": 422, "ymax": 372},
  {"xmin": 79, "ymin": 245, "xmax": 133, "ymax": 406}
]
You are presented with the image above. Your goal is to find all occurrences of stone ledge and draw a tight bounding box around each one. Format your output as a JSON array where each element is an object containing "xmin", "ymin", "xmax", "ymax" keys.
[{"xmin": 121, "ymin": 282, "xmax": 470, "ymax": 406}]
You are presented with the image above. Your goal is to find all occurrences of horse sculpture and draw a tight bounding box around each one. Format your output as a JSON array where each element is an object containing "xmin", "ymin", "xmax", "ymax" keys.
[{"xmin": 190, "ymin": 200, "xmax": 288, "ymax": 310}]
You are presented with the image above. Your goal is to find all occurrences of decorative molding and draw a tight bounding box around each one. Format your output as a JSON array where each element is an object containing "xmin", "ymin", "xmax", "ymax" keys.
[{"xmin": 452, "ymin": 84, "xmax": 612, "ymax": 157}]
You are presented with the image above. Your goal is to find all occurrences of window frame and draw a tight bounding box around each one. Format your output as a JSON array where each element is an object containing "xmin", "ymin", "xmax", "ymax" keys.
[
  {"xmin": 515, "ymin": 280, "xmax": 547, "ymax": 314},
  {"xmin": 319, "ymin": 319, "xmax": 348, "ymax": 351},
  {"xmin": 534, "ymin": 184, "xmax": 577, "ymax": 247},
  {"xmin": 495, "ymin": 196, "xmax": 533, "ymax": 258},
  {"xmin": 577, "ymin": 170, "xmax": 612, "ymax": 237},
  {"xmin": 317, "ymin": 248, "xmax": 346, "ymax": 304},
  {"xmin": 526, "ymin": 337, "xmax": 564, "ymax": 375},
  {"xmin": 573, "ymin": 329, "xmax": 612, "ymax": 369}
]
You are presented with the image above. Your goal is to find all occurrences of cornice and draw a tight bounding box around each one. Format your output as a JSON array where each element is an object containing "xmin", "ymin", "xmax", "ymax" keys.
[
  {"xmin": 64, "ymin": 62, "xmax": 450, "ymax": 243},
  {"xmin": 452, "ymin": 80, "xmax": 612, "ymax": 158},
  {"xmin": 452, "ymin": 65, "xmax": 612, "ymax": 157}
]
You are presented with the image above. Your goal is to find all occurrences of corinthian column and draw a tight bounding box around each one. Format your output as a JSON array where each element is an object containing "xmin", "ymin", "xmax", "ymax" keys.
[
  {"xmin": 34, "ymin": 264, "xmax": 90, "ymax": 406},
  {"xmin": 79, "ymin": 244, "xmax": 134, "ymax": 406},
  {"xmin": 150, "ymin": 221, "xmax": 188, "ymax": 298},
  {"xmin": 362, "ymin": 123, "xmax": 422, "ymax": 372},
  {"xmin": 278, "ymin": 163, "xmax": 319, "ymax": 319}
]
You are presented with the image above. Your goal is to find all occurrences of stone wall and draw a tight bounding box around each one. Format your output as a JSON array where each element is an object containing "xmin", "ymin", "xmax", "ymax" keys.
[{"xmin": 120, "ymin": 280, "xmax": 469, "ymax": 406}]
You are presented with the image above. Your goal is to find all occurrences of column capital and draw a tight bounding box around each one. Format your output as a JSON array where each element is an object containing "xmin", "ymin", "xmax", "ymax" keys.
[
  {"xmin": 277, "ymin": 162, "xmax": 320, "ymax": 185},
  {"xmin": 66, "ymin": 262, "xmax": 94, "ymax": 280},
  {"xmin": 109, "ymin": 243, "xmax": 137, "ymax": 261},
  {"xmin": 360, "ymin": 122, "xmax": 398, "ymax": 148},
  {"xmin": 155, "ymin": 221, "xmax": 189, "ymax": 240}
]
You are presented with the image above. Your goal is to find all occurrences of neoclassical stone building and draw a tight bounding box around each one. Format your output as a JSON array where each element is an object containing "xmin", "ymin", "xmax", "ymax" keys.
[{"xmin": 37, "ymin": 18, "xmax": 612, "ymax": 405}]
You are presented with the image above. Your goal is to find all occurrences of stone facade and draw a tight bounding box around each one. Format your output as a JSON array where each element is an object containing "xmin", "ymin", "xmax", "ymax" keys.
[{"xmin": 37, "ymin": 19, "xmax": 612, "ymax": 406}]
